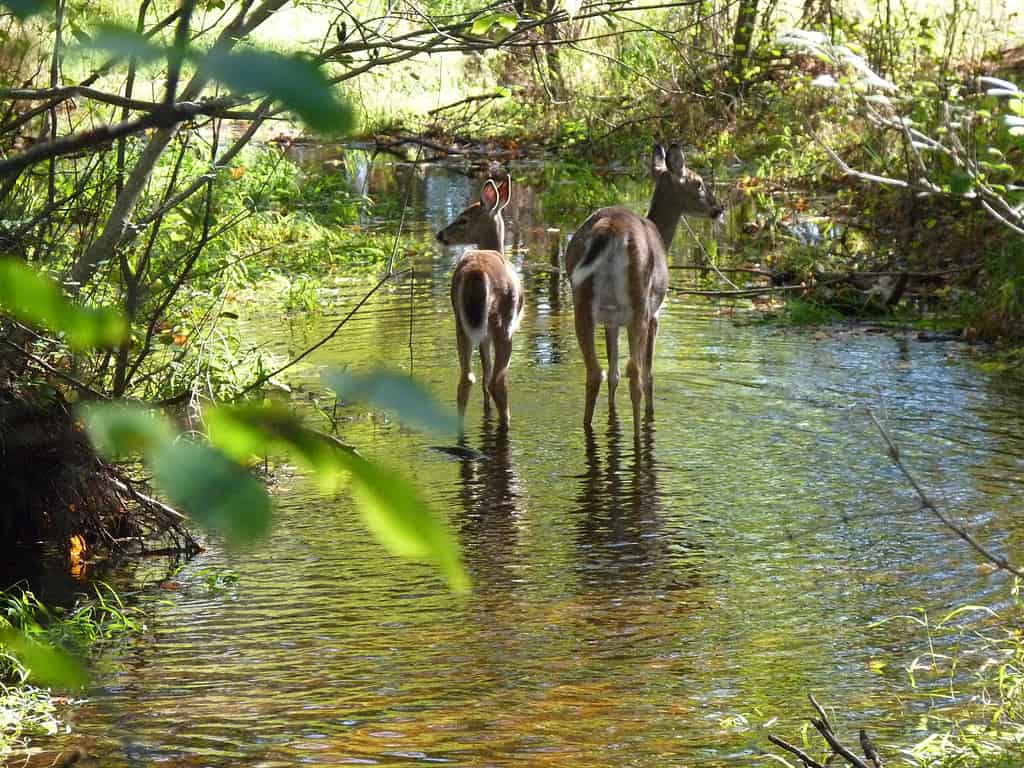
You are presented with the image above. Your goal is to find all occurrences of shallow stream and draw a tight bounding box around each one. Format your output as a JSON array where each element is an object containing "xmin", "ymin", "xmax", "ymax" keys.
[{"xmin": 34, "ymin": 149, "xmax": 1024, "ymax": 766}]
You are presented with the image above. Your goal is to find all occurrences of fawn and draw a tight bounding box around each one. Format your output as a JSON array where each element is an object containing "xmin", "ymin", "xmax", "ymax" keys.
[{"xmin": 436, "ymin": 176, "xmax": 524, "ymax": 432}]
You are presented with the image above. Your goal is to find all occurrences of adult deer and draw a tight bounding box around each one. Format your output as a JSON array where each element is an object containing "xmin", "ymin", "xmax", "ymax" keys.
[
  {"xmin": 566, "ymin": 142, "xmax": 723, "ymax": 437},
  {"xmin": 436, "ymin": 176, "xmax": 524, "ymax": 432}
]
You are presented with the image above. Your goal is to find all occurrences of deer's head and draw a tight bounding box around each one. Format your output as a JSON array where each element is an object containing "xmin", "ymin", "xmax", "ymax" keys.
[
  {"xmin": 651, "ymin": 143, "xmax": 724, "ymax": 221},
  {"xmin": 436, "ymin": 176, "xmax": 511, "ymax": 251}
]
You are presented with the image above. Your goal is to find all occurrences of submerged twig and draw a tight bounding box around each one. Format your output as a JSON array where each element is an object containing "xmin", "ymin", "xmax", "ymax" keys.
[
  {"xmin": 767, "ymin": 734, "xmax": 827, "ymax": 768},
  {"xmin": 768, "ymin": 696, "xmax": 883, "ymax": 768}
]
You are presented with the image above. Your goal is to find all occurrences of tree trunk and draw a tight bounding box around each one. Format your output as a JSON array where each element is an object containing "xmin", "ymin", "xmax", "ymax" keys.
[{"xmin": 731, "ymin": 0, "xmax": 760, "ymax": 91}]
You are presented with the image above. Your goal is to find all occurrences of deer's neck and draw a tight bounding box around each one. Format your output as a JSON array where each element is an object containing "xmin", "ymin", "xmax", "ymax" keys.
[
  {"xmin": 476, "ymin": 218, "xmax": 505, "ymax": 253},
  {"xmin": 646, "ymin": 179, "xmax": 681, "ymax": 251}
]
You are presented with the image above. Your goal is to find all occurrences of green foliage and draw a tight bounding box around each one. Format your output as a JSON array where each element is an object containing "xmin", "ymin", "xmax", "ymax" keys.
[
  {"xmin": 538, "ymin": 161, "xmax": 629, "ymax": 218},
  {"xmin": 872, "ymin": 603, "xmax": 1024, "ymax": 767},
  {"xmin": 83, "ymin": 401, "xmax": 174, "ymax": 456},
  {"xmin": 327, "ymin": 369, "xmax": 459, "ymax": 435},
  {"xmin": 85, "ymin": 399, "xmax": 468, "ymax": 590},
  {"xmin": 85, "ymin": 22, "xmax": 168, "ymax": 63},
  {"xmin": 151, "ymin": 440, "xmax": 272, "ymax": 544},
  {"xmin": 0, "ymin": 260, "xmax": 127, "ymax": 350},
  {"xmin": 1, "ymin": 585, "xmax": 145, "ymax": 754},
  {"xmin": 83, "ymin": 403, "xmax": 271, "ymax": 545},
  {"xmin": 470, "ymin": 12, "xmax": 518, "ymax": 36},
  {"xmin": 206, "ymin": 402, "xmax": 354, "ymax": 494},
  {"xmin": 0, "ymin": 630, "xmax": 86, "ymax": 689},
  {"xmin": 777, "ymin": 298, "xmax": 843, "ymax": 326},
  {"xmin": 345, "ymin": 450, "xmax": 469, "ymax": 593},
  {"xmin": 972, "ymin": 239, "xmax": 1024, "ymax": 339},
  {"xmin": 0, "ymin": 682, "xmax": 58, "ymax": 755},
  {"xmin": 76, "ymin": 23, "xmax": 353, "ymax": 136},
  {"xmin": 0, "ymin": 584, "xmax": 144, "ymax": 691},
  {"xmin": 193, "ymin": 568, "xmax": 240, "ymax": 595},
  {"xmin": 205, "ymin": 401, "xmax": 468, "ymax": 591}
]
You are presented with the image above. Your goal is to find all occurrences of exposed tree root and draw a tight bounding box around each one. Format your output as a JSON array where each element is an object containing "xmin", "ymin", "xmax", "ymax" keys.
[{"xmin": 0, "ymin": 384, "xmax": 199, "ymax": 564}]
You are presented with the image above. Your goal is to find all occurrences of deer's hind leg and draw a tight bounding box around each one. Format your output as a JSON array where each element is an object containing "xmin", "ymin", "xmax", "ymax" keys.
[
  {"xmin": 626, "ymin": 320, "xmax": 650, "ymax": 440},
  {"xmin": 605, "ymin": 325, "xmax": 620, "ymax": 415},
  {"xmin": 488, "ymin": 333, "xmax": 513, "ymax": 427},
  {"xmin": 455, "ymin": 323, "xmax": 475, "ymax": 433},
  {"xmin": 574, "ymin": 285, "xmax": 603, "ymax": 431},
  {"xmin": 644, "ymin": 315, "xmax": 659, "ymax": 419},
  {"xmin": 479, "ymin": 340, "xmax": 493, "ymax": 413}
]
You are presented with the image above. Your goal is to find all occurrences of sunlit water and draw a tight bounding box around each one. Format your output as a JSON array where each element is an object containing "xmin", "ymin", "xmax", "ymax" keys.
[{"xmin": 33, "ymin": 150, "xmax": 1024, "ymax": 766}]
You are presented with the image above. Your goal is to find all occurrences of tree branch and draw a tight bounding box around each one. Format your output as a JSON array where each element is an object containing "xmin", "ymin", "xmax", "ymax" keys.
[
  {"xmin": 867, "ymin": 408, "xmax": 1024, "ymax": 578},
  {"xmin": 0, "ymin": 99, "xmax": 236, "ymax": 179}
]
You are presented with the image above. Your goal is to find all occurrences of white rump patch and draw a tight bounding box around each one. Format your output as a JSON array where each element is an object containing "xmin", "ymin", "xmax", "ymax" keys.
[
  {"xmin": 590, "ymin": 237, "xmax": 633, "ymax": 327},
  {"xmin": 570, "ymin": 234, "xmax": 616, "ymax": 288}
]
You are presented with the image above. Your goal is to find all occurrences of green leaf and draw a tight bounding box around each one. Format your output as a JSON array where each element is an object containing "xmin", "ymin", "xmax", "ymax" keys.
[
  {"xmin": 83, "ymin": 403, "xmax": 271, "ymax": 545},
  {"xmin": 0, "ymin": 629, "xmax": 87, "ymax": 689},
  {"xmin": 470, "ymin": 13, "xmax": 499, "ymax": 35},
  {"xmin": 86, "ymin": 23, "xmax": 168, "ymax": 63},
  {"xmin": 0, "ymin": 0, "xmax": 50, "ymax": 19},
  {"xmin": 343, "ymin": 452, "xmax": 469, "ymax": 592},
  {"xmin": 326, "ymin": 369, "xmax": 458, "ymax": 435},
  {"xmin": 205, "ymin": 403, "xmax": 466, "ymax": 589},
  {"xmin": 200, "ymin": 49, "xmax": 353, "ymax": 135},
  {"xmin": 151, "ymin": 440, "xmax": 272, "ymax": 545},
  {"xmin": 206, "ymin": 403, "xmax": 353, "ymax": 493},
  {"xmin": 0, "ymin": 260, "xmax": 127, "ymax": 350},
  {"xmin": 493, "ymin": 12, "xmax": 518, "ymax": 31},
  {"xmin": 82, "ymin": 402, "xmax": 174, "ymax": 458},
  {"xmin": 470, "ymin": 12, "xmax": 517, "ymax": 35}
]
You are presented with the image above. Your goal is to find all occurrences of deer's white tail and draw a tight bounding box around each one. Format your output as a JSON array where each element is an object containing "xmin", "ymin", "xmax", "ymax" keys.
[
  {"xmin": 570, "ymin": 226, "xmax": 621, "ymax": 289},
  {"xmin": 457, "ymin": 270, "xmax": 490, "ymax": 346}
]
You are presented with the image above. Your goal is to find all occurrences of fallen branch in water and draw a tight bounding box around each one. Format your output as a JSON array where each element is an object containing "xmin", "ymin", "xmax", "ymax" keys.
[
  {"xmin": 668, "ymin": 263, "xmax": 778, "ymax": 278},
  {"xmin": 668, "ymin": 283, "xmax": 808, "ymax": 298},
  {"xmin": 767, "ymin": 695, "xmax": 882, "ymax": 768},
  {"xmin": 867, "ymin": 408, "xmax": 1024, "ymax": 579}
]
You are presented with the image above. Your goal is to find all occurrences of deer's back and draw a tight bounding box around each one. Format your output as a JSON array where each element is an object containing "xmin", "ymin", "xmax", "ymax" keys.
[
  {"xmin": 450, "ymin": 250, "xmax": 523, "ymax": 333},
  {"xmin": 566, "ymin": 207, "xmax": 668, "ymax": 325}
]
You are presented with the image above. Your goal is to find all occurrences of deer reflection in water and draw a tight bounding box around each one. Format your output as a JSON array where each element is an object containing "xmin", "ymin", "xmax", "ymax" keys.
[
  {"xmin": 455, "ymin": 418, "xmax": 521, "ymax": 585},
  {"xmin": 574, "ymin": 420, "xmax": 702, "ymax": 593}
]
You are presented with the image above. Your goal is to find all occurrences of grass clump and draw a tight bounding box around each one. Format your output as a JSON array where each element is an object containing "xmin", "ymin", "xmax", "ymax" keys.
[
  {"xmin": 875, "ymin": 602, "xmax": 1024, "ymax": 767},
  {"xmin": 0, "ymin": 584, "xmax": 144, "ymax": 758}
]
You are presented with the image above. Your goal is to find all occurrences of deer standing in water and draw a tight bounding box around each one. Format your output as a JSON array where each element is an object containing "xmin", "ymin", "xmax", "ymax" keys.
[
  {"xmin": 566, "ymin": 143, "xmax": 723, "ymax": 437},
  {"xmin": 436, "ymin": 176, "xmax": 524, "ymax": 432}
]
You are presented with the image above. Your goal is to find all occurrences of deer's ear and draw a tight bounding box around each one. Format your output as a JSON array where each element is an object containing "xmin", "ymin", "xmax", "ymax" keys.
[
  {"xmin": 667, "ymin": 143, "xmax": 686, "ymax": 175},
  {"xmin": 480, "ymin": 179, "xmax": 500, "ymax": 212},
  {"xmin": 496, "ymin": 175, "xmax": 512, "ymax": 212},
  {"xmin": 651, "ymin": 143, "xmax": 668, "ymax": 177}
]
